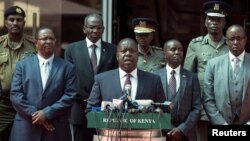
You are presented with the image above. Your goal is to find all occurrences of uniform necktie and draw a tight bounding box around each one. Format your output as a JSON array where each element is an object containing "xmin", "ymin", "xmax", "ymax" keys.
[
  {"xmin": 90, "ymin": 44, "xmax": 97, "ymax": 74},
  {"xmin": 123, "ymin": 74, "xmax": 132, "ymax": 96},
  {"xmin": 41, "ymin": 61, "xmax": 50, "ymax": 89},
  {"xmin": 234, "ymin": 58, "xmax": 240, "ymax": 76},
  {"xmin": 169, "ymin": 70, "xmax": 176, "ymax": 96}
]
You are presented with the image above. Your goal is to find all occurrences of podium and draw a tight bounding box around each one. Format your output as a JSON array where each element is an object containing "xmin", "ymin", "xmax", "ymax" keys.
[{"xmin": 87, "ymin": 112, "xmax": 172, "ymax": 141}]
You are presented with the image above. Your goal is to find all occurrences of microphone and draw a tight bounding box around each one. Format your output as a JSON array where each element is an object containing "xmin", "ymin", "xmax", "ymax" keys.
[
  {"xmin": 105, "ymin": 104, "xmax": 117, "ymax": 111},
  {"xmin": 151, "ymin": 101, "xmax": 172, "ymax": 113},
  {"xmin": 124, "ymin": 84, "xmax": 131, "ymax": 96},
  {"xmin": 152, "ymin": 101, "xmax": 172, "ymax": 107}
]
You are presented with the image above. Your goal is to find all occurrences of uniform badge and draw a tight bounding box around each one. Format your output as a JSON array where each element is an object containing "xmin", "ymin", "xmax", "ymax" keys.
[
  {"xmin": 139, "ymin": 21, "xmax": 147, "ymax": 27},
  {"xmin": 16, "ymin": 8, "xmax": 22, "ymax": 14},
  {"xmin": 213, "ymin": 3, "xmax": 220, "ymax": 11}
]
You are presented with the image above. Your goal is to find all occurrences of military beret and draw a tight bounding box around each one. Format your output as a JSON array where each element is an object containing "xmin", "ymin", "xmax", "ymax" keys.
[
  {"xmin": 132, "ymin": 18, "xmax": 158, "ymax": 33},
  {"xmin": 203, "ymin": 0, "xmax": 231, "ymax": 17},
  {"xmin": 4, "ymin": 5, "xmax": 26, "ymax": 18}
]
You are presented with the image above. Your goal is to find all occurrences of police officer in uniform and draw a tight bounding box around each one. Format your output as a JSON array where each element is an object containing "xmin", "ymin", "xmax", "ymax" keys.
[
  {"xmin": 183, "ymin": 1, "xmax": 231, "ymax": 141},
  {"xmin": 0, "ymin": 6, "xmax": 36, "ymax": 141},
  {"xmin": 132, "ymin": 18, "xmax": 165, "ymax": 72}
]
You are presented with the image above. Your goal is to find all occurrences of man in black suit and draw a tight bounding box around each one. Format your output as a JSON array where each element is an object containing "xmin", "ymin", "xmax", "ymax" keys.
[
  {"xmin": 64, "ymin": 13, "xmax": 118, "ymax": 141},
  {"xmin": 87, "ymin": 38, "xmax": 165, "ymax": 109}
]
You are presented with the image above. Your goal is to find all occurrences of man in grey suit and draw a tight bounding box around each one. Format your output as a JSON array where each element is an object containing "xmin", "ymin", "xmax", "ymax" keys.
[
  {"xmin": 10, "ymin": 27, "xmax": 77, "ymax": 141},
  {"xmin": 87, "ymin": 38, "xmax": 165, "ymax": 109},
  {"xmin": 155, "ymin": 40, "xmax": 201, "ymax": 141},
  {"xmin": 204, "ymin": 25, "xmax": 250, "ymax": 125},
  {"xmin": 64, "ymin": 13, "xmax": 118, "ymax": 141}
]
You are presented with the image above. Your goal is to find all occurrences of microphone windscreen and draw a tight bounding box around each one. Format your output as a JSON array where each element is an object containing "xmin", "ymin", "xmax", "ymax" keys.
[{"xmin": 135, "ymin": 100, "xmax": 154, "ymax": 107}]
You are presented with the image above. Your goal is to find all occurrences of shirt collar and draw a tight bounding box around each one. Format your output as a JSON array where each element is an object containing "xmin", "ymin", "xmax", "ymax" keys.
[
  {"xmin": 203, "ymin": 34, "xmax": 226, "ymax": 45},
  {"xmin": 6, "ymin": 35, "xmax": 24, "ymax": 50},
  {"xmin": 119, "ymin": 68, "xmax": 138, "ymax": 79},
  {"xmin": 86, "ymin": 37, "xmax": 101, "ymax": 49},
  {"xmin": 166, "ymin": 64, "xmax": 181, "ymax": 75},
  {"xmin": 37, "ymin": 54, "xmax": 54, "ymax": 65},
  {"xmin": 229, "ymin": 51, "xmax": 245, "ymax": 62}
]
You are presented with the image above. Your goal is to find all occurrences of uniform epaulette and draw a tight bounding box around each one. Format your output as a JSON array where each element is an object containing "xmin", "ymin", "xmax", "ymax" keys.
[
  {"xmin": 0, "ymin": 34, "xmax": 8, "ymax": 43},
  {"xmin": 191, "ymin": 36, "xmax": 204, "ymax": 42},
  {"xmin": 152, "ymin": 46, "xmax": 163, "ymax": 50},
  {"xmin": 24, "ymin": 34, "xmax": 35, "ymax": 43}
]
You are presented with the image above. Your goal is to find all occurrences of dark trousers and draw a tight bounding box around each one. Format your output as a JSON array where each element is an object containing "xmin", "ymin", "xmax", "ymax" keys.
[
  {"xmin": 196, "ymin": 120, "xmax": 210, "ymax": 141},
  {"xmin": 0, "ymin": 100, "xmax": 16, "ymax": 141},
  {"xmin": 72, "ymin": 124, "xmax": 96, "ymax": 141}
]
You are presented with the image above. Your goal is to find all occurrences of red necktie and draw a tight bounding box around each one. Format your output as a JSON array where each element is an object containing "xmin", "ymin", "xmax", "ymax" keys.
[
  {"xmin": 90, "ymin": 44, "xmax": 97, "ymax": 74},
  {"xmin": 169, "ymin": 70, "xmax": 176, "ymax": 96}
]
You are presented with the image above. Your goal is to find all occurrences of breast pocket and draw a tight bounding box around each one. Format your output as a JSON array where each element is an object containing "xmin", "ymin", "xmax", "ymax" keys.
[
  {"xmin": 198, "ymin": 52, "xmax": 212, "ymax": 65},
  {"xmin": 0, "ymin": 53, "xmax": 8, "ymax": 66}
]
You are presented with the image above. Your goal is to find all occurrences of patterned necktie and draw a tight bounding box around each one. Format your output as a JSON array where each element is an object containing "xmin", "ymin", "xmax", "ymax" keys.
[
  {"xmin": 234, "ymin": 58, "xmax": 240, "ymax": 76},
  {"xmin": 123, "ymin": 74, "xmax": 132, "ymax": 96},
  {"xmin": 90, "ymin": 44, "xmax": 97, "ymax": 74},
  {"xmin": 169, "ymin": 70, "xmax": 176, "ymax": 96},
  {"xmin": 41, "ymin": 61, "xmax": 50, "ymax": 89}
]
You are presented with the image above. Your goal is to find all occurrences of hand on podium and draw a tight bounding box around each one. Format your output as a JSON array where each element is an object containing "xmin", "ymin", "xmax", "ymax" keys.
[{"xmin": 166, "ymin": 127, "xmax": 183, "ymax": 141}]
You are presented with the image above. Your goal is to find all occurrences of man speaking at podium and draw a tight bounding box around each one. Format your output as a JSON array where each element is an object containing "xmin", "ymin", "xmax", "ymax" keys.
[{"xmin": 87, "ymin": 38, "xmax": 165, "ymax": 110}]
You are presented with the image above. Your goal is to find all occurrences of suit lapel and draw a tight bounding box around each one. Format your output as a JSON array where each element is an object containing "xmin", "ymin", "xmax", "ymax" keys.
[
  {"xmin": 113, "ymin": 69, "xmax": 123, "ymax": 97},
  {"xmin": 43, "ymin": 57, "xmax": 60, "ymax": 92},
  {"xmin": 160, "ymin": 69, "xmax": 168, "ymax": 99},
  {"xmin": 33, "ymin": 56, "xmax": 44, "ymax": 94},
  {"xmin": 178, "ymin": 69, "xmax": 187, "ymax": 102},
  {"xmin": 79, "ymin": 41, "xmax": 95, "ymax": 75},
  {"xmin": 242, "ymin": 54, "xmax": 250, "ymax": 99},
  {"xmin": 222, "ymin": 55, "xmax": 230, "ymax": 96},
  {"xmin": 98, "ymin": 41, "xmax": 108, "ymax": 72},
  {"xmin": 135, "ymin": 70, "xmax": 144, "ymax": 99}
]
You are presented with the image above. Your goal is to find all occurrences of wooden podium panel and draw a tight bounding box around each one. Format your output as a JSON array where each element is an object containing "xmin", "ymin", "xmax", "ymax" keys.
[
  {"xmin": 87, "ymin": 112, "xmax": 170, "ymax": 141},
  {"xmin": 93, "ymin": 129, "xmax": 166, "ymax": 141},
  {"xmin": 93, "ymin": 135, "xmax": 166, "ymax": 141}
]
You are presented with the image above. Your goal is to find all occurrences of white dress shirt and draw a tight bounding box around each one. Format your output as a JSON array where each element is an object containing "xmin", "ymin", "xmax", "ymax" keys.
[
  {"xmin": 166, "ymin": 64, "xmax": 181, "ymax": 92},
  {"xmin": 229, "ymin": 51, "xmax": 245, "ymax": 71},
  {"xmin": 86, "ymin": 37, "xmax": 101, "ymax": 66},
  {"xmin": 119, "ymin": 68, "xmax": 138, "ymax": 100},
  {"xmin": 38, "ymin": 54, "xmax": 54, "ymax": 89}
]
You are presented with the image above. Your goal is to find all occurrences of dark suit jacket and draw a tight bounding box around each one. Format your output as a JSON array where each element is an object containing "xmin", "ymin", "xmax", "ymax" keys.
[
  {"xmin": 154, "ymin": 68, "xmax": 201, "ymax": 141},
  {"xmin": 10, "ymin": 55, "xmax": 77, "ymax": 141},
  {"xmin": 64, "ymin": 40, "xmax": 118, "ymax": 124},
  {"xmin": 87, "ymin": 69, "xmax": 166, "ymax": 108}
]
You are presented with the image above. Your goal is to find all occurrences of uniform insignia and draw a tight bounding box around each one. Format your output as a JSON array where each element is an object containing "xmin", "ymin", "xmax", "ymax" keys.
[
  {"xmin": 24, "ymin": 35, "xmax": 35, "ymax": 43},
  {"xmin": 0, "ymin": 34, "xmax": 8, "ymax": 44},
  {"xmin": 152, "ymin": 46, "xmax": 163, "ymax": 50},
  {"xmin": 213, "ymin": 4, "xmax": 220, "ymax": 11},
  {"xmin": 191, "ymin": 36, "xmax": 204, "ymax": 42},
  {"xmin": 16, "ymin": 8, "xmax": 23, "ymax": 14},
  {"xmin": 139, "ymin": 21, "xmax": 147, "ymax": 27}
]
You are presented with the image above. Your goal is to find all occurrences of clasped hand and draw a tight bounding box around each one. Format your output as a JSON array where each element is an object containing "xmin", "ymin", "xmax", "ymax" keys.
[{"xmin": 32, "ymin": 110, "xmax": 55, "ymax": 132}]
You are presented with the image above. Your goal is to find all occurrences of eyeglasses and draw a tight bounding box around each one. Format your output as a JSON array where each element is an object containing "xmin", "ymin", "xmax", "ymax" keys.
[
  {"xmin": 84, "ymin": 25, "xmax": 103, "ymax": 30},
  {"xmin": 37, "ymin": 37, "xmax": 56, "ymax": 41},
  {"xmin": 227, "ymin": 36, "xmax": 246, "ymax": 42}
]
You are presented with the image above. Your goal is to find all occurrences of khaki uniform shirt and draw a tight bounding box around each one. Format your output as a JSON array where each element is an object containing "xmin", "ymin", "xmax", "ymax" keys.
[
  {"xmin": 184, "ymin": 34, "xmax": 228, "ymax": 120},
  {"xmin": 0, "ymin": 34, "xmax": 36, "ymax": 97},
  {"xmin": 137, "ymin": 46, "xmax": 165, "ymax": 72},
  {"xmin": 184, "ymin": 34, "xmax": 228, "ymax": 89}
]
